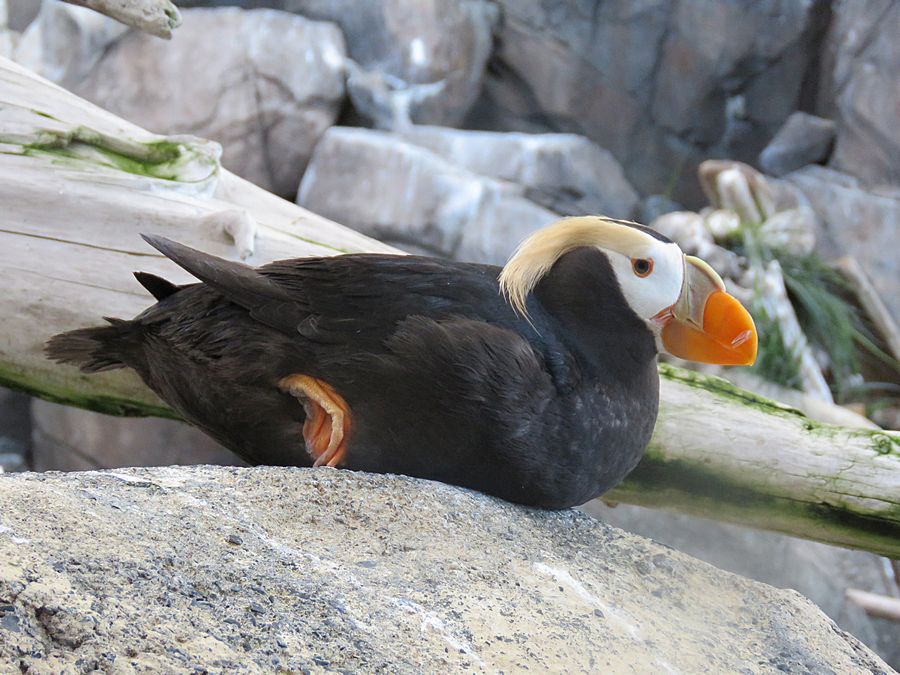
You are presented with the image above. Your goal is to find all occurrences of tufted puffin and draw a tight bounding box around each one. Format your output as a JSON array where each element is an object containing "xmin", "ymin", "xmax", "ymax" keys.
[{"xmin": 46, "ymin": 216, "xmax": 756, "ymax": 509}]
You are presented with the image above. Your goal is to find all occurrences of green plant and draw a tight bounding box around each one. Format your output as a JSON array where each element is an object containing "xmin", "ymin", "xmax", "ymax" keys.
[
  {"xmin": 751, "ymin": 301, "xmax": 804, "ymax": 390},
  {"xmin": 728, "ymin": 221, "xmax": 899, "ymax": 399}
]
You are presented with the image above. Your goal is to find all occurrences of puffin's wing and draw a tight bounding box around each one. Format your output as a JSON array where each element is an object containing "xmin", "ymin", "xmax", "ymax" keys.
[
  {"xmin": 141, "ymin": 235, "xmax": 308, "ymax": 334},
  {"xmin": 258, "ymin": 255, "xmax": 509, "ymax": 346},
  {"xmin": 141, "ymin": 235, "xmax": 513, "ymax": 346},
  {"xmin": 383, "ymin": 315, "xmax": 557, "ymax": 448}
]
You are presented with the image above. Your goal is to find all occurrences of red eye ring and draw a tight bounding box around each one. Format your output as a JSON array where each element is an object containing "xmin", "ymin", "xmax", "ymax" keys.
[{"xmin": 632, "ymin": 258, "xmax": 654, "ymax": 278}]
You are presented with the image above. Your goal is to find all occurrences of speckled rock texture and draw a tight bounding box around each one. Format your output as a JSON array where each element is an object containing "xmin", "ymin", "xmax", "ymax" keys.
[{"xmin": 0, "ymin": 467, "xmax": 892, "ymax": 673}]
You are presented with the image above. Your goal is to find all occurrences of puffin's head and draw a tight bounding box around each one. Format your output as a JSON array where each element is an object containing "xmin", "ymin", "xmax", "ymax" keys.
[{"xmin": 499, "ymin": 216, "xmax": 757, "ymax": 366}]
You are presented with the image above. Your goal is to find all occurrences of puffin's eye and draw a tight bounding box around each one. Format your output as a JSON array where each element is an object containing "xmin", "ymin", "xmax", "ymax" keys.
[{"xmin": 632, "ymin": 258, "xmax": 653, "ymax": 278}]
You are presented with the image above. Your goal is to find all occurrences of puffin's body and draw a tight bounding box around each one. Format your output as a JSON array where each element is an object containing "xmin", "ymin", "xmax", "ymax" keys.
[{"xmin": 47, "ymin": 217, "xmax": 756, "ymax": 509}]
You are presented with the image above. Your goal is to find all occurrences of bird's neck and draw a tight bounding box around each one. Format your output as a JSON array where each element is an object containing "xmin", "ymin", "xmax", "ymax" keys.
[{"xmin": 532, "ymin": 248, "xmax": 658, "ymax": 380}]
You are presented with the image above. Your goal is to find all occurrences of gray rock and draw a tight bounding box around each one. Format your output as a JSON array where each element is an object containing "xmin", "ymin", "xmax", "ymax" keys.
[
  {"xmin": 637, "ymin": 194, "xmax": 683, "ymax": 224},
  {"xmin": 14, "ymin": 1, "xmax": 129, "ymax": 86},
  {"xmin": 283, "ymin": 0, "xmax": 496, "ymax": 127},
  {"xmin": 759, "ymin": 112, "xmax": 836, "ymax": 177},
  {"xmin": 0, "ymin": 388, "xmax": 30, "ymax": 472},
  {"xmin": 0, "ymin": 0, "xmax": 12, "ymax": 58},
  {"xmin": 585, "ymin": 502, "xmax": 900, "ymax": 669},
  {"xmin": 819, "ymin": 0, "xmax": 900, "ymax": 186},
  {"xmin": 0, "ymin": 466, "xmax": 892, "ymax": 672},
  {"xmin": 30, "ymin": 399, "xmax": 243, "ymax": 471},
  {"xmin": 401, "ymin": 126, "xmax": 638, "ymax": 219},
  {"xmin": 775, "ymin": 165, "xmax": 900, "ymax": 322},
  {"xmin": 36, "ymin": 7, "xmax": 347, "ymax": 197},
  {"xmin": 5, "ymin": 0, "xmax": 38, "ymax": 32},
  {"xmin": 298, "ymin": 127, "xmax": 557, "ymax": 264},
  {"xmin": 475, "ymin": 0, "xmax": 828, "ymax": 207}
]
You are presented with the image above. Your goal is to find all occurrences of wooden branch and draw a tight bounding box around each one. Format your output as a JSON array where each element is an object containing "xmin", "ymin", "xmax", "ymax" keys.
[
  {"xmin": 834, "ymin": 256, "xmax": 900, "ymax": 362},
  {"xmin": 608, "ymin": 365, "xmax": 900, "ymax": 558},
  {"xmin": 2, "ymin": 57, "xmax": 898, "ymax": 558},
  {"xmin": 61, "ymin": 0, "xmax": 181, "ymax": 39},
  {"xmin": 846, "ymin": 589, "xmax": 900, "ymax": 622}
]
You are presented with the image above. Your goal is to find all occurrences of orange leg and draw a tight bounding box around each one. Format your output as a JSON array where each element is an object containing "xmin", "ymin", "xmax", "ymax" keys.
[{"xmin": 278, "ymin": 375, "xmax": 351, "ymax": 468}]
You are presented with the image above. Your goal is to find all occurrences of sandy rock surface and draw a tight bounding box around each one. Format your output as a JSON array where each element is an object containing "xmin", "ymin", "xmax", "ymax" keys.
[{"xmin": 0, "ymin": 466, "xmax": 892, "ymax": 673}]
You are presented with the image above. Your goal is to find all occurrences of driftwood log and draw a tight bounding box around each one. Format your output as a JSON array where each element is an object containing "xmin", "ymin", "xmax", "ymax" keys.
[
  {"xmin": 846, "ymin": 589, "xmax": 900, "ymax": 622},
  {"xmin": 61, "ymin": 0, "xmax": 182, "ymax": 38},
  {"xmin": 2, "ymin": 57, "xmax": 899, "ymax": 557}
]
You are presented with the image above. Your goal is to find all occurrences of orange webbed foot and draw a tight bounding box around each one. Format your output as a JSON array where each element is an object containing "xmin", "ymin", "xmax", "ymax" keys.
[{"xmin": 278, "ymin": 374, "xmax": 351, "ymax": 468}]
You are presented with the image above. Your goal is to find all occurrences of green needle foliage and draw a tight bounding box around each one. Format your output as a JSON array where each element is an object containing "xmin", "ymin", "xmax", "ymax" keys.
[
  {"xmin": 750, "ymin": 301, "xmax": 804, "ymax": 391},
  {"xmin": 778, "ymin": 252, "xmax": 859, "ymax": 392},
  {"xmin": 729, "ymin": 222, "xmax": 899, "ymax": 399}
]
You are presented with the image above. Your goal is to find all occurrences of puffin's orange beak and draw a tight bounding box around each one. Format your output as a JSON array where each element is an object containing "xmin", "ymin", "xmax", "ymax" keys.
[{"xmin": 659, "ymin": 256, "xmax": 757, "ymax": 366}]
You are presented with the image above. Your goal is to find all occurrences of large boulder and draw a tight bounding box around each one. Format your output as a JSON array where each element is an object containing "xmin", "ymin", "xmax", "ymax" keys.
[
  {"xmin": 758, "ymin": 111, "xmax": 836, "ymax": 178},
  {"xmin": 19, "ymin": 5, "xmax": 347, "ymax": 197},
  {"xmin": 0, "ymin": 466, "xmax": 892, "ymax": 672},
  {"xmin": 585, "ymin": 501, "xmax": 900, "ymax": 668},
  {"xmin": 818, "ymin": 0, "xmax": 900, "ymax": 186},
  {"xmin": 282, "ymin": 0, "xmax": 496, "ymax": 127},
  {"xmin": 13, "ymin": 1, "xmax": 128, "ymax": 85},
  {"xmin": 6, "ymin": 0, "xmax": 38, "ymax": 32},
  {"xmin": 400, "ymin": 126, "xmax": 638, "ymax": 219},
  {"xmin": 298, "ymin": 127, "xmax": 557, "ymax": 263},
  {"xmin": 474, "ymin": 0, "xmax": 828, "ymax": 207}
]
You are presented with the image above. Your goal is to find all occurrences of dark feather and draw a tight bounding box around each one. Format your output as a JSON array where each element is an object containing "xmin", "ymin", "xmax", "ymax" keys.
[
  {"xmin": 141, "ymin": 234, "xmax": 304, "ymax": 334},
  {"xmin": 133, "ymin": 272, "xmax": 181, "ymax": 301},
  {"xmin": 44, "ymin": 318, "xmax": 136, "ymax": 373}
]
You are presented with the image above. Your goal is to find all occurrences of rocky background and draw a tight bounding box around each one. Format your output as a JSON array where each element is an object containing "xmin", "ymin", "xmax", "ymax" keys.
[{"xmin": 1, "ymin": 0, "xmax": 898, "ymax": 666}]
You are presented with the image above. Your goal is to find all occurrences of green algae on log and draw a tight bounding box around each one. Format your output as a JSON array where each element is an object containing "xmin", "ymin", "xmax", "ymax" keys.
[
  {"xmin": 21, "ymin": 128, "xmax": 218, "ymax": 183},
  {"xmin": 0, "ymin": 363, "xmax": 178, "ymax": 420},
  {"xmin": 607, "ymin": 364, "xmax": 900, "ymax": 558}
]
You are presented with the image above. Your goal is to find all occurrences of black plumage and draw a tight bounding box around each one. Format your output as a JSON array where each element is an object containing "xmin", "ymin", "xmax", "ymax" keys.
[{"xmin": 46, "ymin": 238, "xmax": 660, "ymax": 509}]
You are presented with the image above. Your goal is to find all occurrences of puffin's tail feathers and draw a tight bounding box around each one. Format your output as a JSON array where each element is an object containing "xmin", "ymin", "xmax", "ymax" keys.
[
  {"xmin": 133, "ymin": 271, "xmax": 181, "ymax": 301},
  {"xmin": 140, "ymin": 233, "xmax": 294, "ymax": 315},
  {"xmin": 45, "ymin": 318, "xmax": 137, "ymax": 373}
]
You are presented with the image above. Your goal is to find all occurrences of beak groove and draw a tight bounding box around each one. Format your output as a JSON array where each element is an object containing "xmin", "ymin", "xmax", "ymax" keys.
[{"xmin": 661, "ymin": 258, "xmax": 758, "ymax": 366}]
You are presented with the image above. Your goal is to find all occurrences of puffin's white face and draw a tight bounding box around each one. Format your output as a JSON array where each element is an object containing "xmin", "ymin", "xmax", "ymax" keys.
[
  {"xmin": 602, "ymin": 237, "xmax": 685, "ymax": 328},
  {"xmin": 500, "ymin": 216, "xmax": 758, "ymax": 366}
]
